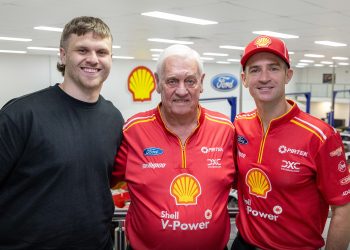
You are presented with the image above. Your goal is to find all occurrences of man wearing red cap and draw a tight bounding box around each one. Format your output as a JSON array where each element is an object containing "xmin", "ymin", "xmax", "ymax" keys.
[{"xmin": 232, "ymin": 35, "xmax": 350, "ymax": 250}]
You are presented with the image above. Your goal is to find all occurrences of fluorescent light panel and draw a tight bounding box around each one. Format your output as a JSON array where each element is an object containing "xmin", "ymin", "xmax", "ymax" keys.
[
  {"xmin": 34, "ymin": 26, "xmax": 63, "ymax": 32},
  {"xmin": 252, "ymin": 31, "xmax": 299, "ymax": 39},
  {"xmin": 227, "ymin": 58, "xmax": 240, "ymax": 62},
  {"xmin": 203, "ymin": 52, "xmax": 228, "ymax": 57},
  {"xmin": 219, "ymin": 45, "xmax": 244, "ymax": 50},
  {"xmin": 150, "ymin": 49, "xmax": 164, "ymax": 52},
  {"xmin": 112, "ymin": 56, "xmax": 134, "ymax": 59},
  {"xmin": 0, "ymin": 36, "xmax": 32, "ymax": 42},
  {"xmin": 0, "ymin": 49, "xmax": 27, "ymax": 54},
  {"xmin": 338, "ymin": 62, "xmax": 349, "ymax": 66},
  {"xmin": 332, "ymin": 56, "xmax": 348, "ymax": 60},
  {"xmin": 304, "ymin": 54, "xmax": 325, "ymax": 58},
  {"xmin": 27, "ymin": 46, "xmax": 59, "ymax": 51},
  {"xmin": 314, "ymin": 41, "xmax": 347, "ymax": 47},
  {"xmin": 112, "ymin": 45, "xmax": 121, "ymax": 49},
  {"xmin": 148, "ymin": 38, "xmax": 193, "ymax": 45},
  {"xmin": 200, "ymin": 57, "xmax": 214, "ymax": 61},
  {"xmin": 300, "ymin": 59, "xmax": 314, "ymax": 63},
  {"xmin": 216, "ymin": 61, "xmax": 230, "ymax": 64},
  {"xmin": 141, "ymin": 11, "xmax": 217, "ymax": 25}
]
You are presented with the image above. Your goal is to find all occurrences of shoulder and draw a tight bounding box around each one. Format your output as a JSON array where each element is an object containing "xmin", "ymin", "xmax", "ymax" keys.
[
  {"xmin": 123, "ymin": 108, "xmax": 157, "ymax": 131},
  {"xmin": 291, "ymin": 111, "xmax": 339, "ymax": 144},
  {"xmin": 234, "ymin": 110, "xmax": 257, "ymax": 121},
  {"xmin": 202, "ymin": 108, "xmax": 234, "ymax": 129},
  {"xmin": 1, "ymin": 86, "xmax": 54, "ymax": 114}
]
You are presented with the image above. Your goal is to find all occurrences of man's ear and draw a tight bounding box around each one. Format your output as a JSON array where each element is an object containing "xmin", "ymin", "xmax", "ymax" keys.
[
  {"xmin": 285, "ymin": 68, "xmax": 294, "ymax": 85},
  {"xmin": 200, "ymin": 73, "xmax": 205, "ymax": 93},
  {"xmin": 155, "ymin": 73, "xmax": 161, "ymax": 93},
  {"xmin": 60, "ymin": 47, "xmax": 66, "ymax": 65},
  {"xmin": 241, "ymin": 71, "xmax": 248, "ymax": 88}
]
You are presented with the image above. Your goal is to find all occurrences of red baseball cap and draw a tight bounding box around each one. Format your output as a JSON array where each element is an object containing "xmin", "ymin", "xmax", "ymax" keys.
[{"xmin": 241, "ymin": 35, "xmax": 290, "ymax": 69}]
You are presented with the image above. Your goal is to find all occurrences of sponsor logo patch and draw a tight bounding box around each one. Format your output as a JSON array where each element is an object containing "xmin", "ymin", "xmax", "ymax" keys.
[
  {"xmin": 330, "ymin": 146, "xmax": 343, "ymax": 157},
  {"xmin": 170, "ymin": 174, "xmax": 201, "ymax": 205},
  {"xmin": 278, "ymin": 145, "xmax": 308, "ymax": 157},
  {"xmin": 338, "ymin": 161, "xmax": 346, "ymax": 172},
  {"xmin": 143, "ymin": 147, "xmax": 164, "ymax": 156},
  {"xmin": 340, "ymin": 175, "xmax": 350, "ymax": 186},
  {"xmin": 201, "ymin": 147, "xmax": 223, "ymax": 154},
  {"xmin": 281, "ymin": 160, "xmax": 301, "ymax": 173},
  {"xmin": 246, "ymin": 168, "xmax": 271, "ymax": 198},
  {"xmin": 237, "ymin": 135, "xmax": 248, "ymax": 145},
  {"xmin": 142, "ymin": 162, "xmax": 166, "ymax": 169},
  {"xmin": 207, "ymin": 158, "xmax": 222, "ymax": 168}
]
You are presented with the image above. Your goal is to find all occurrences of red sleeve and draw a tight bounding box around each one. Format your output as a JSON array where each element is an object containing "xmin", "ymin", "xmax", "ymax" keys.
[
  {"xmin": 110, "ymin": 137, "xmax": 128, "ymax": 188},
  {"xmin": 316, "ymin": 131, "xmax": 350, "ymax": 205}
]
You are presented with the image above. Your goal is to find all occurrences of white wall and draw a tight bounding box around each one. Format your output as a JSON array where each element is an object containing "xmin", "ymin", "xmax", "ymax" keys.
[{"xmin": 2, "ymin": 53, "xmax": 331, "ymax": 122}]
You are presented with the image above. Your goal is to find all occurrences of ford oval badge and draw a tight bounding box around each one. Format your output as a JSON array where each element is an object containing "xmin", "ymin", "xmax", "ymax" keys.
[
  {"xmin": 211, "ymin": 73, "xmax": 238, "ymax": 92},
  {"xmin": 143, "ymin": 147, "xmax": 164, "ymax": 156}
]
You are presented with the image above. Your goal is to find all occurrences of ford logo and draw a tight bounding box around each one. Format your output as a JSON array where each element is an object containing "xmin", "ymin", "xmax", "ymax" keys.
[
  {"xmin": 211, "ymin": 74, "xmax": 238, "ymax": 92},
  {"xmin": 237, "ymin": 135, "xmax": 248, "ymax": 145},
  {"xmin": 143, "ymin": 147, "xmax": 164, "ymax": 156}
]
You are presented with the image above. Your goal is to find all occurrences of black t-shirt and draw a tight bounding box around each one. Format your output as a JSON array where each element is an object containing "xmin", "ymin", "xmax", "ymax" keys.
[{"xmin": 0, "ymin": 84, "xmax": 124, "ymax": 249}]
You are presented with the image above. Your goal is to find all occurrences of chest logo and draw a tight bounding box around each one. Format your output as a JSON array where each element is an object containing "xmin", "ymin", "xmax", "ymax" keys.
[
  {"xmin": 237, "ymin": 135, "xmax": 248, "ymax": 145},
  {"xmin": 246, "ymin": 168, "xmax": 271, "ymax": 199},
  {"xmin": 170, "ymin": 174, "xmax": 201, "ymax": 206},
  {"xmin": 143, "ymin": 147, "xmax": 164, "ymax": 156}
]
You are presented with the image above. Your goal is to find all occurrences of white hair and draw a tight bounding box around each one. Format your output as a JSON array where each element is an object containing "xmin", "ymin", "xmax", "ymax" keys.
[{"xmin": 155, "ymin": 44, "xmax": 204, "ymax": 78}]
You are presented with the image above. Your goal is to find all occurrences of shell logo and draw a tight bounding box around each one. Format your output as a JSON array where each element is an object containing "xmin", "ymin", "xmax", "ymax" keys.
[
  {"xmin": 170, "ymin": 174, "xmax": 201, "ymax": 205},
  {"xmin": 128, "ymin": 66, "xmax": 156, "ymax": 102},
  {"xmin": 245, "ymin": 168, "xmax": 271, "ymax": 198},
  {"xmin": 254, "ymin": 36, "xmax": 272, "ymax": 48}
]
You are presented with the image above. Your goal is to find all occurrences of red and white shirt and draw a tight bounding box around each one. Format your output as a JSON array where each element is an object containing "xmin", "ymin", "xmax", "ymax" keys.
[
  {"xmin": 234, "ymin": 100, "xmax": 350, "ymax": 250},
  {"xmin": 112, "ymin": 105, "xmax": 235, "ymax": 250}
]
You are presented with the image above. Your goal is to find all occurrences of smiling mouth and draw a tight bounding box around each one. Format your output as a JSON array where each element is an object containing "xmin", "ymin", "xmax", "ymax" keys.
[
  {"xmin": 81, "ymin": 67, "xmax": 100, "ymax": 73},
  {"xmin": 173, "ymin": 99, "xmax": 189, "ymax": 103}
]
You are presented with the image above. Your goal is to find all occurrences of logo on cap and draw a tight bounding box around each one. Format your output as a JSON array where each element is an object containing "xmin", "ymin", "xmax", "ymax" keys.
[{"xmin": 254, "ymin": 36, "xmax": 272, "ymax": 48}]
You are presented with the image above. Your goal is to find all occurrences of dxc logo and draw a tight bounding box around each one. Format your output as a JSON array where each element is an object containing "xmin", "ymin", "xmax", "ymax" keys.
[
  {"xmin": 207, "ymin": 159, "xmax": 221, "ymax": 168},
  {"xmin": 281, "ymin": 160, "xmax": 300, "ymax": 173}
]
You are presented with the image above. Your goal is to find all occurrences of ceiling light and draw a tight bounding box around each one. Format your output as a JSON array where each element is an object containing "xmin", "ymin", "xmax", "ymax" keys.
[
  {"xmin": 150, "ymin": 49, "xmax": 164, "ymax": 52},
  {"xmin": 148, "ymin": 38, "xmax": 193, "ymax": 45},
  {"xmin": 320, "ymin": 61, "xmax": 333, "ymax": 65},
  {"xmin": 216, "ymin": 61, "xmax": 230, "ymax": 64},
  {"xmin": 314, "ymin": 41, "xmax": 347, "ymax": 47},
  {"xmin": 304, "ymin": 54, "xmax": 325, "ymax": 58},
  {"xmin": 141, "ymin": 11, "xmax": 217, "ymax": 25},
  {"xmin": 0, "ymin": 36, "xmax": 32, "ymax": 42},
  {"xmin": 219, "ymin": 45, "xmax": 244, "ymax": 50},
  {"xmin": 0, "ymin": 49, "xmax": 27, "ymax": 54},
  {"xmin": 252, "ymin": 31, "xmax": 299, "ymax": 39},
  {"xmin": 151, "ymin": 54, "xmax": 160, "ymax": 57},
  {"xmin": 297, "ymin": 63, "xmax": 309, "ymax": 66},
  {"xmin": 314, "ymin": 64, "xmax": 324, "ymax": 67},
  {"xmin": 27, "ymin": 46, "xmax": 59, "ymax": 51},
  {"xmin": 203, "ymin": 52, "xmax": 228, "ymax": 57},
  {"xmin": 288, "ymin": 51, "xmax": 295, "ymax": 55},
  {"xmin": 112, "ymin": 45, "xmax": 121, "ymax": 49},
  {"xmin": 300, "ymin": 59, "xmax": 314, "ymax": 63},
  {"xmin": 338, "ymin": 62, "xmax": 349, "ymax": 66},
  {"xmin": 332, "ymin": 56, "xmax": 348, "ymax": 60},
  {"xmin": 295, "ymin": 65, "xmax": 305, "ymax": 68},
  {"xmin": 227, "ymin": 58, "xmax": 240, "ymax": 62},
  {"xmin": 34, "ymin": 26, "xmax": 63, "ymax": 32},
  {"xmin": 112, "ymin": 56, "xmax": 134, "ymax": 59},
  {"xmin": 200, "ymin": 57, "xmax": 214, "ymax": 61}
]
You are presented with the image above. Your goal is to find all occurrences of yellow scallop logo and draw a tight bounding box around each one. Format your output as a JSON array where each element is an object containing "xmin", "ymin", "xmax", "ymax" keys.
[
  {"xmin": 246, "ymin": 168, "xmax": 271, "ymax": 198},
  {"xmin": 254, "ymin": 36, "xmax": 272, "ymax": 48},
  {"xmin": 128, "ymin": 66, "xmax": 156, "ymax": 102},
  {"xmin": 170, "ymin": 174, "xmax": 201, "ymax": 205}
]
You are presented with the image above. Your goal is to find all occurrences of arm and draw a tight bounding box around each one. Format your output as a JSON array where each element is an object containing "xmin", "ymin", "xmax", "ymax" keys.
[
  {"xmin": 325, "ymin": 202, "xmax": 350, "ymax": 250},
  {"xmin": 110, "ymin": 137, "xmax": 128, "ymax": 188}
]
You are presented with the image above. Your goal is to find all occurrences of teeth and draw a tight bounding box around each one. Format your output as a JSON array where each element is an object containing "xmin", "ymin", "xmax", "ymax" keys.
[{"xmin": 83, "ymin": 67, "xmax": 98, "ymax": 73}]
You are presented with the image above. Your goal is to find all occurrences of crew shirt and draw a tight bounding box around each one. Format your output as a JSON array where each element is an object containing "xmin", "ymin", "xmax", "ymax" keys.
[
  {"xmin": 234, "ymin": 100, "xmax": 350, "ymax": 250},
  {"xmin": 112, "ymin": 105, "xmax": 235, "ymax": 250}
]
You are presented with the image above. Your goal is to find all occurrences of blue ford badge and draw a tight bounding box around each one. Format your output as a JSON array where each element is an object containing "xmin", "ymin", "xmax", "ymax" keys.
[
  {"xmin": 237, "ymin": 135, "xmax": 248, "ymax": 145},
  {"xmin": 143, "ymin": 147, "xmax": 164, "ymax": 156},
  {"xmin": 211, "ymin": 74, "xmax": 238, "ymax": 92}
]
